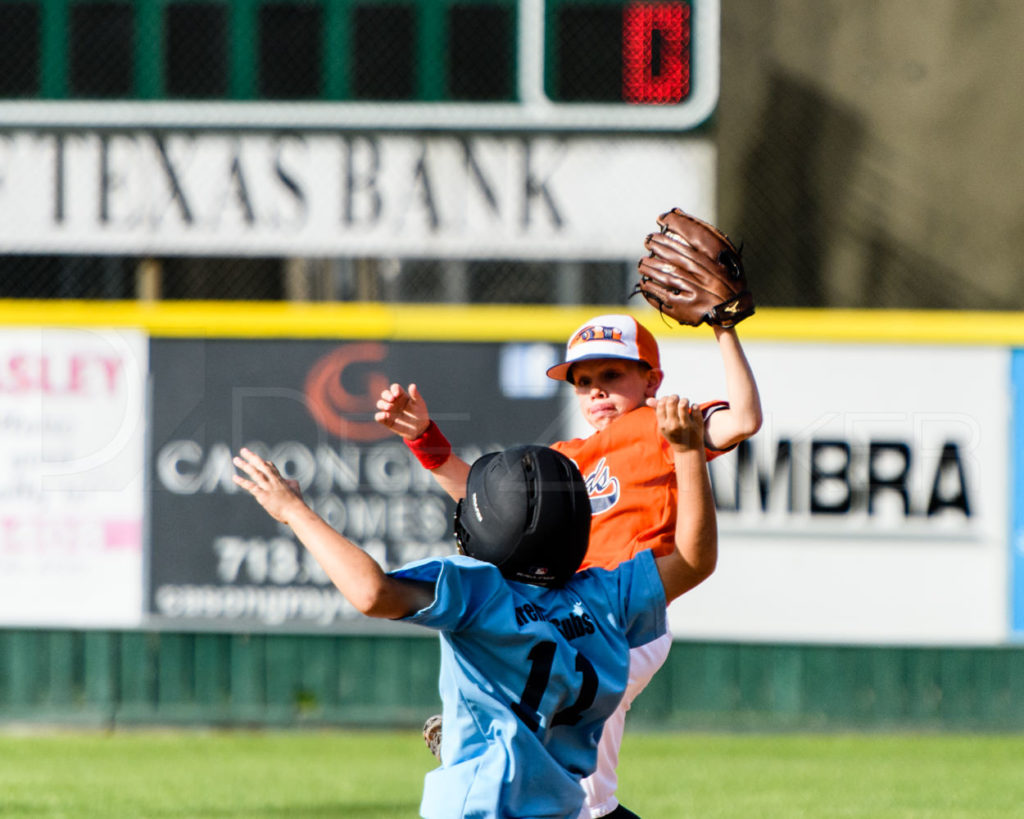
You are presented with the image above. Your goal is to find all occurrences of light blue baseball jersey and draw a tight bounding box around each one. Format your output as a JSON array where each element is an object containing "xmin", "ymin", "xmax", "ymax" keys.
[{"xmin": 392, "ymin": 548, "xmax": 666, "ymax": 819}]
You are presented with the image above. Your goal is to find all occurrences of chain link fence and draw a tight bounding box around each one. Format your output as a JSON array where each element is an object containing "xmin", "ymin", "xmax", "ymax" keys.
[
  {"xmin": 0, "ymin": 0, "xmax": 669, "ymax": 304},
  {"xmin": 0, "ymin": 255, "xmax": 635, "ymax": 304},
  {"xmin": 1, "ymin": 0, "xmax": 1021, "ymax": 309}
]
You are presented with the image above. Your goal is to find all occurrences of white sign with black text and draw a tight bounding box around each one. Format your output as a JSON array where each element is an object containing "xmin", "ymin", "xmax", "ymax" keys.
[{"xmin": 0, "ymin": 130, "xmax": 714, "ymax": 259}]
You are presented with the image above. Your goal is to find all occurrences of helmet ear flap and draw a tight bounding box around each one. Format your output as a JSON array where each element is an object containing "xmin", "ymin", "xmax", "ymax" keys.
[
  {"xmin": 455, "ymin": 446, "xmax": 590, "ymax": 587},
  {"xmin": 453, "ymin": 499, "xmax": 469, "ymax": 555}
]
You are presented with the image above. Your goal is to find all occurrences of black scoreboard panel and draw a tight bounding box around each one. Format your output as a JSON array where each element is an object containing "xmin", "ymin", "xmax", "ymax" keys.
[
  {"xmin": 548, "ymin": 1, "xmax": 692, "ymax": 104},
  {"xmin": 0, "ymin": 0, "xmax": 717, "ymax": 130}
]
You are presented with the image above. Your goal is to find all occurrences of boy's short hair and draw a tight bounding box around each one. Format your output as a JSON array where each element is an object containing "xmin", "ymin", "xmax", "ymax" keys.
[{"xmin": 546, "ymin": 314, "xmax": 661, "ymax": 382}]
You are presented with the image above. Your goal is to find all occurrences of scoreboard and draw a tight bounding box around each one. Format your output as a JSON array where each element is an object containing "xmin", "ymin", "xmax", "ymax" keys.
[
  {"xmin": 550, "ymin": 1, "xmax": 694, "ymax": 104},
  {"xmin": 0, "ymin": 0, "xmax": 719, "ymax": 131}
]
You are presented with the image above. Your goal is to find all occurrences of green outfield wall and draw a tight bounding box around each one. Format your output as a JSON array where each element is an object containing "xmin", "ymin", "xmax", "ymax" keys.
[{"xmin": 3, "ymin": 630, "xmax": 1023, "ymax": 732}]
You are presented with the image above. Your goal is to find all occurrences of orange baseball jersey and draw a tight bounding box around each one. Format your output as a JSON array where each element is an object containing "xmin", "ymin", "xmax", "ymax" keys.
[{"xmin": 552, "ymin": 403, "xmax": 729, "ymax": 572}]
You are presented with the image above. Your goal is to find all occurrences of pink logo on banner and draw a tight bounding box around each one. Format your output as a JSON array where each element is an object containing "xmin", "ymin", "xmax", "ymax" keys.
[{"xmin": 104, "ymin": 520, "xmax": 141, "ymax": 551}]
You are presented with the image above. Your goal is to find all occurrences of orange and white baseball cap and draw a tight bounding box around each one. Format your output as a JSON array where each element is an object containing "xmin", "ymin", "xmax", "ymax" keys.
[{"xmin": 546, "ymin": 314, "xmax": 661, "ymax": 382}]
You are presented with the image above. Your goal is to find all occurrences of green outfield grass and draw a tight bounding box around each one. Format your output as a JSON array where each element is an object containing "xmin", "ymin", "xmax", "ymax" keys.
[{"xmin": 1, "ymin": 729, "xmax": 1022, "ymax": 818}]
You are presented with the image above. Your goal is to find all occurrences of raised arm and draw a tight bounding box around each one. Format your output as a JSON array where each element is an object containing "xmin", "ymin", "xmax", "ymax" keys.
[
  {"xmin": 703, "ymin": 327, "xmax": 763, "ymax": 451},
  {"xmin": 233, "ymin": 448, "xmax": 435, "ymax": 619},
  {"xmin": 653, "ymin": 396, "xmax": 718, "ymax": 602},
  {"xmin": 374, "ymin": 382, "xmax": 471, "ymax": 500}
]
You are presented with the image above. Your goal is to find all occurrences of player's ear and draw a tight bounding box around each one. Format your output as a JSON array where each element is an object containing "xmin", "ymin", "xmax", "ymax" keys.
[{"xmin": 645, "ymin": 367, "xmax": 664, "ymax": 397}]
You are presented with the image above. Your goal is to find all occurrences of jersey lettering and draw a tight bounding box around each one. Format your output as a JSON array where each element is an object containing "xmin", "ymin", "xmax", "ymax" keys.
[
  {"xmin": 511, "ymin": 640, "xmax": 599, "ymax": 733},
  {"xmin": 583, "ymin": 457, "xmax": 620, "ymax": 515},
  {"xmin": 551, "ymin": 611, "xmax": 595, "ymax": 640},
  {"xmin": 515, "ymin": 602, "xmax": 594, "ymax": 641},
  {"xmin": 515, "ymin": 602, "xmax": 549, "ymax": 626}
]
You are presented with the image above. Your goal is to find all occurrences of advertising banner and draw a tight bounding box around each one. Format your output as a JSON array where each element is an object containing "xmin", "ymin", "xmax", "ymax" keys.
[
  {"xmin": 0, "ymin": 328, "xmax": 147, "ymax": 627},
  {"xmin": 147, "ymin": 337, "xmax": 565, "ymax": 632},
  {"xmin": 0, "ymin": 130, "xmax": 713, "ymax": 259},
  {"xmin": 668, "ymin": 341, "xmax": 1010, "ymax": 644},
  {"xmin": 559, "ymin": 339, "xmax": 1011, "ymax": 645},
  {"xmin": 3, "ymin": 310, "xmax": 1018, "ymax": 644}
]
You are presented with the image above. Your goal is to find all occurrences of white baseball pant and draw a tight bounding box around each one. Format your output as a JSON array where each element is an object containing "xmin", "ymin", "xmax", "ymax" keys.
[{"xmin": 578, "ymin": 630, "xmax": 673, "ymax": 818}]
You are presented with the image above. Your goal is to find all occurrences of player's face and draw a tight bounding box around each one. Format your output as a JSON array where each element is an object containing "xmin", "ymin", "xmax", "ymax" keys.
[{"xmin": 570, "ymin": 359, "xmax": 660, "ymax": 431}]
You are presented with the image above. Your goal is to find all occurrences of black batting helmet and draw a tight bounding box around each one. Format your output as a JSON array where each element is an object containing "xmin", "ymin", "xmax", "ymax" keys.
[{"xmin": 453, "ymin": 445, "xmax": 591, "ymax": 588}]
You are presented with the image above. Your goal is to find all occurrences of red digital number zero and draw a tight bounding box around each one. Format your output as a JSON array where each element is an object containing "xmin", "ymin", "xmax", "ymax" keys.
[{"xmin": 622, "ymin": 2, "xmax": 691, "ymax": 103}]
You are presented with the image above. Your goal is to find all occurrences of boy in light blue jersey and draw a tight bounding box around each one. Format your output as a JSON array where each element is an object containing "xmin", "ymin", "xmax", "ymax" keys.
[
  {"xmin": 233, "ymin": 395, "xmax": 716, "ymax": 819},
  {"xmin": 397, "ymin": 545, "xmax": 664, "ymax": 817}
]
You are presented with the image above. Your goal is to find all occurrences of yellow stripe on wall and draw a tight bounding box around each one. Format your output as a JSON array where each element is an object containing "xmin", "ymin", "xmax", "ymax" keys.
[{"xmin": 0, "ymin": 300, "xmax": 1021, "ymax": 345}]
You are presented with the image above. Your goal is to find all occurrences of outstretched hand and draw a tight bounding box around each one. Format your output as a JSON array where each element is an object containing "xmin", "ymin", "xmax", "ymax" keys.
[
  {"xmin": 653, "ymin": 395, "xmax": 705, "ymax": 452},
  {"xmin": 374, "ymin": 383, "xmax": 431, "ymax": 440},
  {"xmin": 233, "ymin": 448, "xmax": 307, "ymax": 524}
]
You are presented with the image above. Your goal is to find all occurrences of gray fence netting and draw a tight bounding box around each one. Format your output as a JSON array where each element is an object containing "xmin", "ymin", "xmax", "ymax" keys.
[{"xmin": 1, "ymin": 0, "xmax": 1021, "ymax": 310}]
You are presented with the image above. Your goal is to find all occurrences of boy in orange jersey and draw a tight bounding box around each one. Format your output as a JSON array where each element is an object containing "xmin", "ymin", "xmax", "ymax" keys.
[{"xmin": 376, "ymin": 313, "xmax": 762, "ymax": 819}]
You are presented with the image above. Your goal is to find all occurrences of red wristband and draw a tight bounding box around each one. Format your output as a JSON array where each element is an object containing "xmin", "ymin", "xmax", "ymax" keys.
[{"xmin": 404, "ymin": 420, "xmax": 452, "ymax": 470}]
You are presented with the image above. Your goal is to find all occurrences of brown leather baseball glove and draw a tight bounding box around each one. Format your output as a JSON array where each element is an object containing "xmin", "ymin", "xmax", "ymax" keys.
[{"xmin": 634, "ymin": 208, "xmax": 755, "ymax": 327}]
